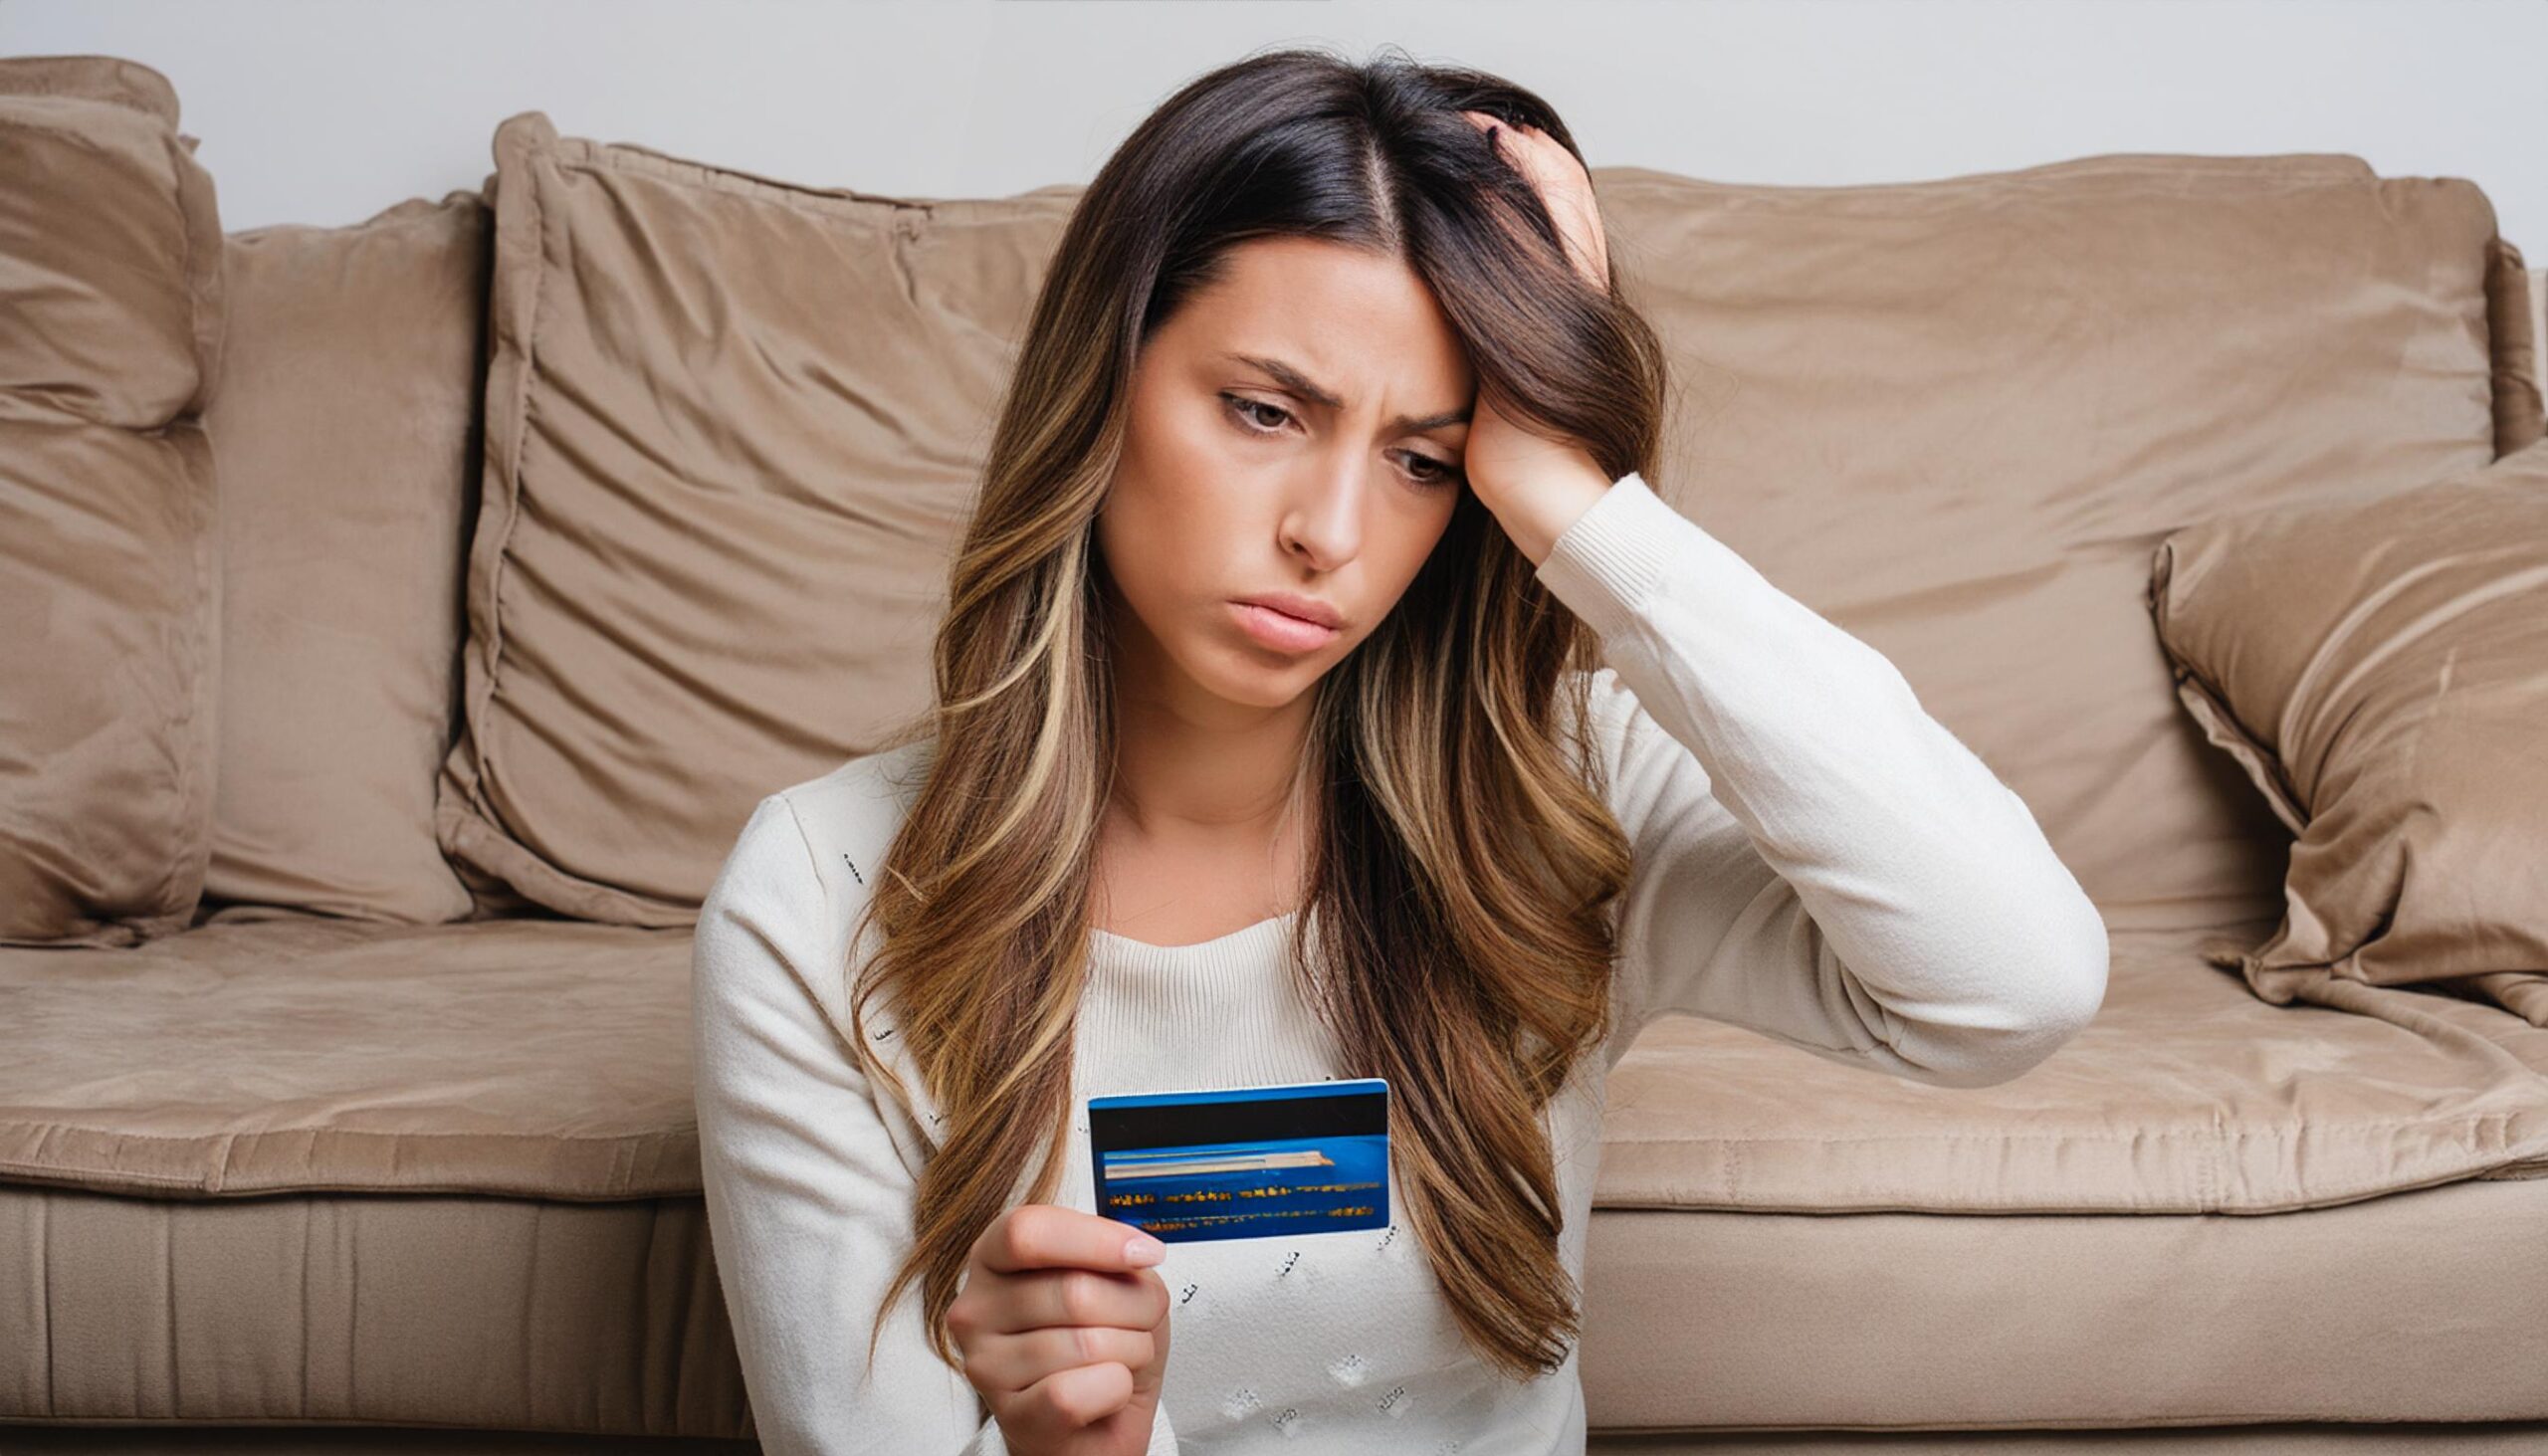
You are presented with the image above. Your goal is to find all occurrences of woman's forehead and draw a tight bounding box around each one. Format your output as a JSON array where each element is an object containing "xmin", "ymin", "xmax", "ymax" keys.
[{"xmin": 1170, "ymin": 240, "xmax": 1472, "ymax": 402}]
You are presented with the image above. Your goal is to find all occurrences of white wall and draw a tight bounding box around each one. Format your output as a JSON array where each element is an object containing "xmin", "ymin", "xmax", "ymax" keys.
[{"xmin": 6, "ymin": 0, "xmax": 2544, "ymax": 257}]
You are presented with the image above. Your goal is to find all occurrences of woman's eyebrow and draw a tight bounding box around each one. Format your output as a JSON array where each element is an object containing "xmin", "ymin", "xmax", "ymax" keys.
[{"xmin": 1220, "ymin": 351, "xmax": 1471, "ymax": 433}]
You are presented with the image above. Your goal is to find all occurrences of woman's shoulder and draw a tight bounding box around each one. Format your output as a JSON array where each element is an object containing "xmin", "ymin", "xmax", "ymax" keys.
[
  {"xmin": 703, "ymin": 734, "xmax": 936, "ymax": 1010},
  {"xmin": 694, "ymin": 735, "xmax": 949, "ymax": 1166},
  {"xmin": 763, "ymin": 733, "xmax": 937, "ymax": 896}
]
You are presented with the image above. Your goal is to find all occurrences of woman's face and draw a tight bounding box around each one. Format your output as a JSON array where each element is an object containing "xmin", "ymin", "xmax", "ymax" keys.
[{"xmin": 1098, "ymin": 236, "xmax": 1474, "ymax": 717}]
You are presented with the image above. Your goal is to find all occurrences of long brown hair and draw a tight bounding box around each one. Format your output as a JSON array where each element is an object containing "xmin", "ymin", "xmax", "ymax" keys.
[{"xmin": 845, "ymin": 42, "xmax": 1670, "ymax": 1384}]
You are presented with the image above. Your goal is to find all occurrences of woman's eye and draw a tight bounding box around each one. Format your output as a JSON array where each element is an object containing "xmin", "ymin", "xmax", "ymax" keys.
[
  {"xmin": 1221, "ymin": 392, "xmax": 1462, "ymax": 490},
  {"xmin": 1399, "ymin": 453, "xmax": 1463, "ymax": 490},
  {"xmin": 1221, "ymin": 392, "xmax": 1294, "ymax": 434}
]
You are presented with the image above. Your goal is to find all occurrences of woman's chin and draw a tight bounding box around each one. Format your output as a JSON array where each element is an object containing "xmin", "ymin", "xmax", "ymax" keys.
[{"xmin": 1196, "ymin": 644, "xmax": 1327, "ymax": 707}]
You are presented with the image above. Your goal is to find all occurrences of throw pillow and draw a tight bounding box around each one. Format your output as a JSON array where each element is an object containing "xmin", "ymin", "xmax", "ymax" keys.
[
  {"xmin": 434, "ymin": 112, "xmax": 1073, "ymax": 924},
  {"xmin": 2149, "ymin": 438, "xmax": 2548, "ymax": 1025},
  {"xmin": 199, "ymin": 192, "xmax": 491, "ymax": 926},
  {"xmin": 0, "ymin": 57, "xmax": 224, "ymax": 945}
]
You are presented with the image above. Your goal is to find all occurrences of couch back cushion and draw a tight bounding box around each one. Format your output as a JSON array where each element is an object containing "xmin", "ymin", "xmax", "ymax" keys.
[
  {"xmin": 198, "ymin": 193, "xmax": 489, "ymax": 926},
  {"xmin": 1595, "ymin": 153, "xmax": 2518, "ymax": 930},
  {"xmin": 0, "ymin": 57, "xmax": 224, "ymax": 946},
  {"xmin": 439, "ymin": 121, "xmax": 2526, "ymax": 929},
  {"xmin": 2484, "ymin": 239, "xmax": 2542, "ymax": 458},
  {"xmin": 435, "ymin": 112, "xmax": 1073, "ymax": 924}
]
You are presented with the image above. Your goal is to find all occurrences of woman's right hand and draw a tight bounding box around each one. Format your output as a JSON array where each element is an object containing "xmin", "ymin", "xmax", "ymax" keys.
[{"xmin": 949, "ymin": 1203, "xmax": 1175, "ymax": 1455}]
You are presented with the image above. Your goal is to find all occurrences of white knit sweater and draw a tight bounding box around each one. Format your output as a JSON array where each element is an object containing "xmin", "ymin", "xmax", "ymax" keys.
[{"xmin": 691, "ymin": 471, "xmax": 2110, "ymax": 1455}]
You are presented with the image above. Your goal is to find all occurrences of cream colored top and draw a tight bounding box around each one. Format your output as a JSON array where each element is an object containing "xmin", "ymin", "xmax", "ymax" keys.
[{"xmin": 691, "ymin": 471, "xmax": 2110, "ymax": 1454}]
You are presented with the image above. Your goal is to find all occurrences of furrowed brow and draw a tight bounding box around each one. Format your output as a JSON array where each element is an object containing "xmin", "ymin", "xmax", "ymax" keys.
[{"xmin": 1223, "ymin": 352, "xmax": 1470, "ymax": 433}]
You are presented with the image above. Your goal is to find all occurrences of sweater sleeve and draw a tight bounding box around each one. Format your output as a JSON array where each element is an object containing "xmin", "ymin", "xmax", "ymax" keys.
[
  {"xmin": 1531, "ymin": 472, "xmax": 2110, "ymax": 1087},
  {"xmin": 692, "ymin": 793, "xmax": 1181, "ymax": 1456}
]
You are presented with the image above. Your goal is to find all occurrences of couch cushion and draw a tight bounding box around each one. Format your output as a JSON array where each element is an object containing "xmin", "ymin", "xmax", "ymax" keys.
[
  {"xmin": 6, "ymin": 1182, "xmax": 2545, "ymax": 1437},
  {"xmin": 0, "ymin": 1182, "xmax": 751, "ymax": 1436},
  {"xmin": 5, "ymin": 930, "xmax": 2547, "ymax": 1435},
  {"xmin": 1594, "ymin": 153, "xmax": 2511, "ymax": 933},
  {"xmin": 6, "ymin": 1177, "xmax": 2545, "ymax": 1437},
  {"xmin": 8, "ymin": 917, "xmax": 2547, "ymax": 1433},
  {"xmin": 0, "ymin": 57, "xmax": 224, "ymax": 946},
  {"xmin": 439, "ymin": 134, "xmax": 2520, "ymax": 935},
  {"xmin": 0, "ymin": 917, "xmax": 697, "ymax": 1199},
  {"xmin": 1595, "ymin": 922, "xmax": 2548, "ymax": 1214},
  {"xmin": 434, "ymin": 111, "xmax": 1073, "ymax": 926},
  {"xmin": 2483, "ymin": 238, "xmax": 2542, "ymax": 457},
  {"xmin": 197, "ymin": 192, "xmax": 491, "ymax": 927},
  {"xmin": 5, "ymin": 919, "xmax": 2542, "ymax": 1212},
  {"xmin": 1580, "ymin": 1174, "xmax": 2548, "ymax": 1432},
  {"xmin": 2149, "ymin": 437, "xmax": 2548, "ymax": 1029}
]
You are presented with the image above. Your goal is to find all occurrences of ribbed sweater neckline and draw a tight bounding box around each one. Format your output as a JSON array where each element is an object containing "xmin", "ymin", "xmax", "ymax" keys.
[
  {"xmin": 1085, "ymin": 906, "xmax": 1305, "ymax": 973},
  {"xmin": 1078, "ymin": 907, "xmax": 1328, "ymax": 1086}
]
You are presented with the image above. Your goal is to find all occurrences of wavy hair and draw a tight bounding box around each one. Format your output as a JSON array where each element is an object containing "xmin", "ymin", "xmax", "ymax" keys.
[{"xmin": 844, "ymin": 42, "xmax": 1670, "ymax": 1383}]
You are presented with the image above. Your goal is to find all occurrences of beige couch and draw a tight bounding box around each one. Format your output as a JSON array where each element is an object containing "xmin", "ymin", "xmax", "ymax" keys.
[{"xmin": 7, "ymin": 52, "xmax": 2548, "ymax": 1454}]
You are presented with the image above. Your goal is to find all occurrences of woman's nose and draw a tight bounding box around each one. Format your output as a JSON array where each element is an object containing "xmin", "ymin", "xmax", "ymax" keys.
[{"xmin": 1277, "ymin": 465, "xmax": 1368, "ymax": 566}]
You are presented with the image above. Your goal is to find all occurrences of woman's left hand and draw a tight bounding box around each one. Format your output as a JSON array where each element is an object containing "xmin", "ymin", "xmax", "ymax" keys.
[
  {"xmin": 1454, "ymin": 110, "xmax": 1616, "ymax": 563},
  {"xmin": 1459, "ymin": 110, "xmax": 1611, "ymax": 295}
]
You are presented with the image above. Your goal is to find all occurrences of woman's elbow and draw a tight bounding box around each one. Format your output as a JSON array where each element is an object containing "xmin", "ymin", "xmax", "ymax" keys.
[
  {"xmin": 2046, "ymin": 885, "xmax": 2112, "ymax": 1034},
  {"xmin": 1989, "ymin": 898, "xmax": 2110, "ymax": 1084},
  {"xmin": 1908, "ymin": 898, "xmax": 2109, "ymax": 1091}
]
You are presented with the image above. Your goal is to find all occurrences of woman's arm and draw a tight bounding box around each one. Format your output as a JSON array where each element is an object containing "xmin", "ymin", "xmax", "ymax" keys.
[
  {"xmin": 692, "ymin": 793, "xmax": 1182, "ymax": 1455},
  {"xmin": 1533, "ymin": 472, "xmax": 2110, "ymax": 1084}
]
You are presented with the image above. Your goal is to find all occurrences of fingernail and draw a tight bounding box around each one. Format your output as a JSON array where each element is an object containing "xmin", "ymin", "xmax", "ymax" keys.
[{"xmin": 1125, "ymin": 1234, "xmax": 1167, "ymax": 1265}]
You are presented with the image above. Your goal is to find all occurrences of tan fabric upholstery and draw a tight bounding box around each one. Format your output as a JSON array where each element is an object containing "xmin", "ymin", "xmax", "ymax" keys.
[
  {"xmin": 4, "ymin": 1114, "xmax": 2545, "ymax": 1435},
  {"xmin": 7, "ymin": 902, "xmax": 2543, "ymax": 1436},
  {"xmin": 440, "ymin": 139, "xmax": 2515, "ymax": 935},
  {"xmin": 0, "ymin": 917, "xmax": 696, "ymax": 1199},
  {"xmin": 199, "ymin": 193, "xmax": 490, "ymax": 926},
  {"xmin": 0, "ymin": 1185, "xmax": 748, "ymax": 1437},
  {"xmin": 1578, "ymin": 1174, "xmax": 2548, "ymax": 1433},
  {"xmin": 2531, "ymin": 266, "xmax": 2548, "ymax": 403},
  {"xmin": 6, "ymin": 917, "xmax": 2539, "ymax": 1217},
  {"xmin": 1591, "ymin": 154, "xmax": 2509, "ymax": 933},
  {"xmin": 2149, "ymin": 439, "xmax": 2548, "ymax": 1027},
  {"xmin": 2484, "ymin": 238, "xmax": 2543, "ymax": 456},
  {"xmin": 0, "ymin": 57, "xmax": 224, "ymax": 946},
  {"xmin": 434, "ymin": 111, "xmax": 1077, "ymax": 925},
  {"xmin": 10, "ymin": 57, "xmax": 2548, "ymax": 1442},
  {"xmin": 1600, "ymin": 922, "xmax": 2548, "ymax": 1213}
]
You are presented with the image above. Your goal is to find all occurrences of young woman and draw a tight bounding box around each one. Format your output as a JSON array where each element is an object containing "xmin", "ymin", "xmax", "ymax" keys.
[{"xmin": 691, "ymin": 45, "xmax": 2107, "ymax": 1456}]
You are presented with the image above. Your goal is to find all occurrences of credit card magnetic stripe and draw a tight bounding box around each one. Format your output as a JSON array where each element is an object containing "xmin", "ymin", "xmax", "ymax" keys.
[{"xmin": 1088, "ymin": 1078, "xmax": 1389, "ymax": 1245}]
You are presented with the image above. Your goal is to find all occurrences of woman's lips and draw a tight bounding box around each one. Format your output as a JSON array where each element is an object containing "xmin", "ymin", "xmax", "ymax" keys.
[{"xmin": 1229, "ymin": 600, "xmax": 1341, "ymax": 653}]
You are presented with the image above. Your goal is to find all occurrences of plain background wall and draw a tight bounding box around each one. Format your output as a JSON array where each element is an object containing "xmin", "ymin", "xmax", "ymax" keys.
[{"xmin": 5, "ymin": 0, "xmax": 2543, "ymax": 255}]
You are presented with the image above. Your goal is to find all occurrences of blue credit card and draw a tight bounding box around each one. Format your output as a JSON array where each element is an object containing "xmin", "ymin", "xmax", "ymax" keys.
[{"xmin": 1088, "ymin": 1078, "xmax": 1389, "ymax": 1245}]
